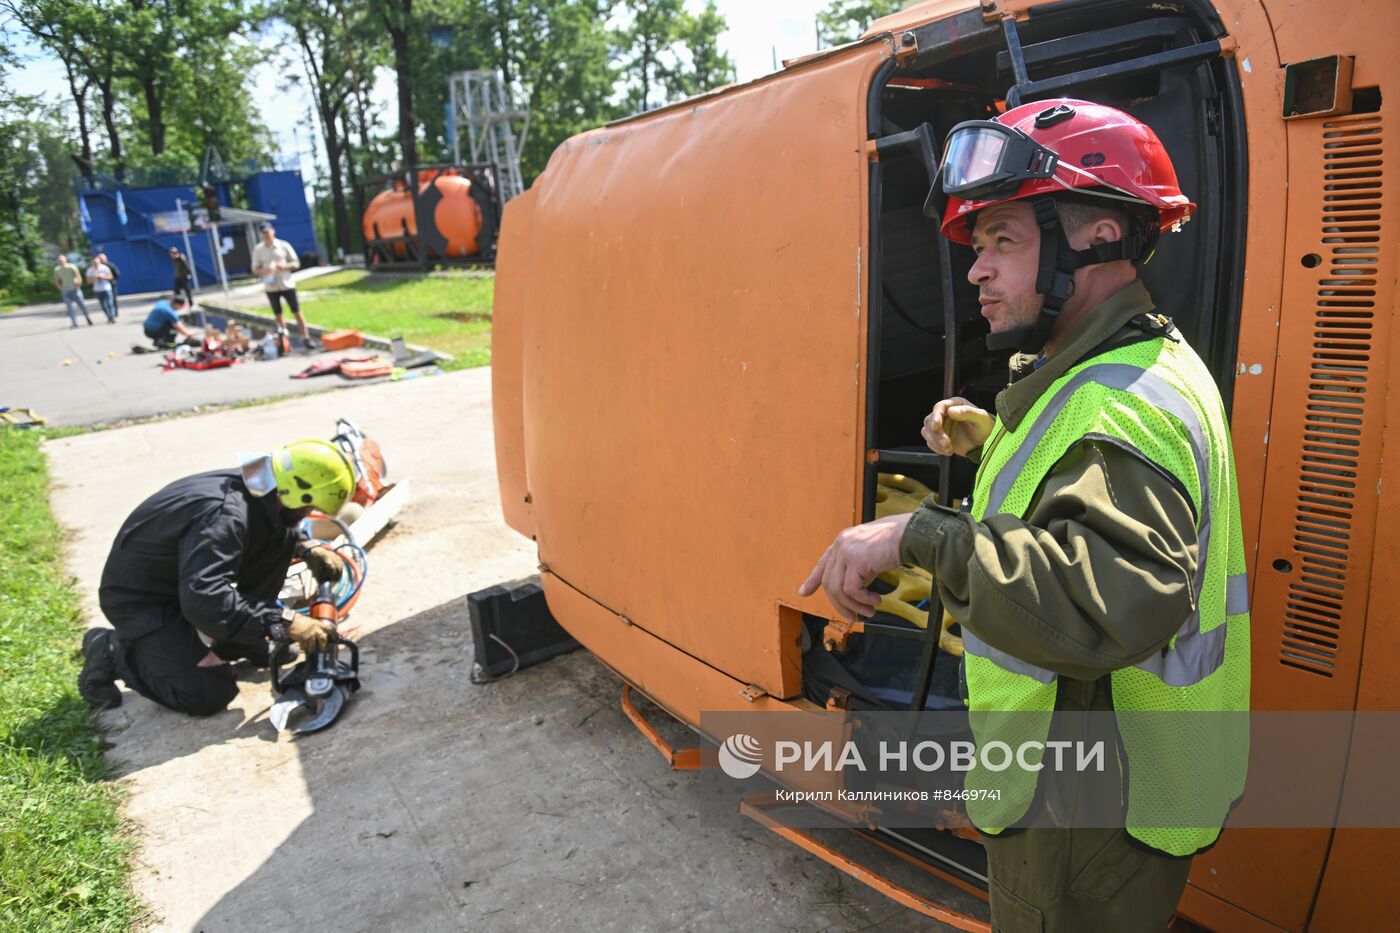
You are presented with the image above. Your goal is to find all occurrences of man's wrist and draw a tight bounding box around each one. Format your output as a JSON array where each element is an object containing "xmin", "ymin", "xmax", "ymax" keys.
[
  {"xmin": 266, "ymin": 607, "xmax": 297, "ymax": 640},
  {"xmin": 898, "ymin": 504, "xmax": 959, "ymax": 567}
]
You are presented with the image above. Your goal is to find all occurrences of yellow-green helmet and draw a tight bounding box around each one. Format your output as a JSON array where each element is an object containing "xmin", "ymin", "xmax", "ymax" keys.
[{"xmin": 271, "ymin": 439, "xmax": 355, "ymax": 515}]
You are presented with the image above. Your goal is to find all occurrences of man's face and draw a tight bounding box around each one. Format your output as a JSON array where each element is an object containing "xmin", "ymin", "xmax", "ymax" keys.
[
  {"xmin": 261, "ymin": 227, "xmax": 275, "ymax": 244},
  {"xmin": 281, "ymin": 504, "xmax": 315, "ymax": 527},
  {"xmin": 57, "ymin": 255, "xmax": 68, "ymax": 266},
  {"xmin": 967, "ymin": 201, "xmax": 1043, "ymax": 337}
]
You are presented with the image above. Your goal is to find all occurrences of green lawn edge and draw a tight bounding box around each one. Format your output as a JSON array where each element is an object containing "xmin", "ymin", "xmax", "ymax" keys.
[
  {"xmin": 0, "ymin": 429, "xmax": 142, "ymax": 931},
  {"xmin": 293, "ymin": 269, "xmax": 494, "ymax": 371}
]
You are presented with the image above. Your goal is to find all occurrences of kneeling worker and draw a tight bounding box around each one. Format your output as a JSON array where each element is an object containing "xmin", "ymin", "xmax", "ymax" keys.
[
  {"xmin": 79, "ymin": 440, "xmax": 356, "ymax": 715},
  {"xmin": 143, "ymin": 294, "xmax": 196, "ymax": 348}
]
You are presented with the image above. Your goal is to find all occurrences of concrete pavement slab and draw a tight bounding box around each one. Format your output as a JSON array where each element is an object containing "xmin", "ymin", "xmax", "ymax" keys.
[
  {"xmin": 2, "ymin": 274, "xmax": 368, "ymax": 429},
  {"xmin": 45, "ymin": 369, "xmax": 970, "ymax": 932}
]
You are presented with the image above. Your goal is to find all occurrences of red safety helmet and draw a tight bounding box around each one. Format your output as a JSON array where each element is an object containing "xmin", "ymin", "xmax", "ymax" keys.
[{"xmin": 938, "ymin": 99, "xmax": 1194, "ymax": 244}]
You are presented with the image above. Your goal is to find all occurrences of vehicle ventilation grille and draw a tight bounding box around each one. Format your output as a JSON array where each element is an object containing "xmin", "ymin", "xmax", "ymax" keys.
[{"xmin": 1283, "ymin": 115, "xmax": 1383, "ymax": 678}]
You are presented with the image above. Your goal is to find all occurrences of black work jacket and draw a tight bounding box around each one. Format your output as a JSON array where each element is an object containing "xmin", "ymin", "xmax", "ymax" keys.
[{"xmin": 98, "ymin": 469, "xmax": 297, "ymax": 643}]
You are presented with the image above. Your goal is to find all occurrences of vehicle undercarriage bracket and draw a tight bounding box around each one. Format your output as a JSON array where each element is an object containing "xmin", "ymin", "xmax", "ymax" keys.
[
  {"xmin": 739, "ymin": 796, "xmax": 992, "ymax": 932},
  {"xmin": 620, "ymin": 683, "xmax": 703, "ymax": 770}
]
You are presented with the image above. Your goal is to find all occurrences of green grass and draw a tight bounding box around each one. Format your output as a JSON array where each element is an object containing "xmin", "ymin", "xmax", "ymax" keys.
[
  {"xmin": 2, "ymin": 291, "xmax": 45, "ymax": 314},
  {"xmin": 0, "ymin": 430, "xmax": 140, "ymax": 931},
  {"xmin": 296, "ymin": 269, "xmax": 495, "ymax": 371}
]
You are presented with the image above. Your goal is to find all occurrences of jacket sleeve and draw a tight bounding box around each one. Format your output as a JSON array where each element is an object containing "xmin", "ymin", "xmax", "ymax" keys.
[
  {"xmin": 283, "ymin": 243, "xmax": 301, "ymax": 271},
  {"xmin": 176, "ymin": 496, "xmax": 283, "ymax": 643},
  {"xmin": 898, "ymin": 440, "xmax": 1199, "ymax": 681}
]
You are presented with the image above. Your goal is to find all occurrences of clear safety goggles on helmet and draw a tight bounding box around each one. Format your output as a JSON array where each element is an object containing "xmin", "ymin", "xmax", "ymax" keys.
[
  {"xmin": 938, "ymin": 120, "xmax": 1060, "ymax": 200},
  {"xmin": 238, "ymin": 451, "xmax": 277, "ymax": 498}
]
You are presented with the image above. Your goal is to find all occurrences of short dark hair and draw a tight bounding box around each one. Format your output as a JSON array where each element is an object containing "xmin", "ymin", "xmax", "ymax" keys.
[
  {"xmin": 170, "ymin": 295, "xmax": 189, "ymax": 307},
  {"xmin": 1055, "ymin": 193, "xmax": 1158, "ymax": 262},
  {"xmin": 1056, "ymin": 197, "xmax": 1130, "ymax": 236}
]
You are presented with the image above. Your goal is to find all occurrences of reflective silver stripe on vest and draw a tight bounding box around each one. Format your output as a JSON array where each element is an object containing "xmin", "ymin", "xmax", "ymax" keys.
[
  {"xmin": 976, "ymin": 362, "xmax": 1239, "ymax": 688},
  {"xmin": 962, "ymin": 629, "xmax": 1057, "ymax": 684},
  {"xmin": 1226, "ymin": 572, "xmax": 1250, "ymax": 615}
]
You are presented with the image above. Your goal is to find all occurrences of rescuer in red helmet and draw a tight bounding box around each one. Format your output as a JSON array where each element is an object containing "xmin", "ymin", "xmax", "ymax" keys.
[{"xmin": 801, "ymin": 99, "xmax": 1250, "ymax": 930}]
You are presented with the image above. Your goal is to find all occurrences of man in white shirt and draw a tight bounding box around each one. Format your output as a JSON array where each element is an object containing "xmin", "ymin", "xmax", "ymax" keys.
[
  {"xmin": 251, "ymin": 222, "xmax": 313, "ymax": 349},
  {"xmin": 86, "ymin": 256, "xmax": 117, "ymax": 323}
]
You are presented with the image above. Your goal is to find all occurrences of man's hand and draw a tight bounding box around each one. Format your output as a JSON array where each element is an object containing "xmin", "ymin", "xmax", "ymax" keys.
[
  {"xmin": 286, "ymin": 616, "xmax": 335, "ymax": 653},
  {"xmin": 300, "ymin": 544, "xmax": 346, "ymax": 584},
  {"xmin": 922, "ymin": 397, "xmax": 995, "ymax": 457},
  {"xmin": 798, "ymin": 513, "xmax": 913, "ymax": 622}
]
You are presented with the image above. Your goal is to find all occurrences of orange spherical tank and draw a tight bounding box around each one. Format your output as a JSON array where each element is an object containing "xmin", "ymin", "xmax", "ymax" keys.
[
  {"xmin": 434, "ymin": 175, "xmax": 484, "ymax": 257},
  {"xmin": 363, "ymin": 189, "xmax": 415, "ymax": 258},
  {"xmin": 362, "ymin": 174, "xmax": 483, "ymax": 259}
]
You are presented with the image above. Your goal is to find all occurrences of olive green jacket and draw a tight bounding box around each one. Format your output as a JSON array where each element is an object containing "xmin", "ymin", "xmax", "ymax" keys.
[{"xmin": 899, "ymin": 280, "xmax": 1201, "ymax": 687}]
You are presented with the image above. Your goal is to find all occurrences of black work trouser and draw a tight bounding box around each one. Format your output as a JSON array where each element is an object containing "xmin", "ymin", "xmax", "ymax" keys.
[
  {"xmin": 266, "ymin": 288, "xmax": 300, "ymax": 317},
  {"xmin": 109, "ymin": 603, "xmax": 268, "ymax": 716},
  {"xmin": 173, "ymin": 276, "xmax": 194, "ymax": 306}
]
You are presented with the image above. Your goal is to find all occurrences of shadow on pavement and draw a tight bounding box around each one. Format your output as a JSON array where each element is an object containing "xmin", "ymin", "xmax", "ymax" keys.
[
  {"xmin": 95, "ymin": 664, "xmax": 281, "ymax": 778},
  {"xmin": 186, "ymin": 595, "xmax": 970, "ymax": 933}
]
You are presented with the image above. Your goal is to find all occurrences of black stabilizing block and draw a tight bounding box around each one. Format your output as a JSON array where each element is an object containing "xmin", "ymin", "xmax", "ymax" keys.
[{"xmin": 468, "ymin": 576, "xmax": 580, "ymax": 683}]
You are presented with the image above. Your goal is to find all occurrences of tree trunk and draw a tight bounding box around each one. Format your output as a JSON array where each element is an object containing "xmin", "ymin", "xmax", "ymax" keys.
[
  {"xmin": 60, "ymin": 54, "xmax": 94, "ymax": 179},
  {"xmin": 340, "ymin": 108, "xmax": 365, "ymax": 252},
  {"xmin": 96, "ymin": 55, "xmax": 124, "ymax": 181},
  {"xmin": 382, "ymin": 0, "xmax": 416, "ymax": 180},
  {"xmin": 392, "ymin": 28, "xmax": 416, "ymax": 176},
  {"xmin": 495, "ymin": 0, "xmax": 512, "ymax": 88},
  {"xmin": 143, "ymin": 77, "xmax": 166, "ymax": 155},
  {"xmin": 325, "ymin": 118, "xmax": 351, "ymax": 259},
  {"xmin": 329, "ymin": 0, "xmax": 374, "ymax": 172}
]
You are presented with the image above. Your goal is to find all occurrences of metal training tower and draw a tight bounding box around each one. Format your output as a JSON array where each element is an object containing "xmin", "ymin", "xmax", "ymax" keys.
[{"xmin": 448, "ymin": 70, "xmax": 530, "ymax": 204}]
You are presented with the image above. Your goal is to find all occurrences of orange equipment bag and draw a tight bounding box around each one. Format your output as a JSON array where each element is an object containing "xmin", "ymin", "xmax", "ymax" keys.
[
  {"xmin": 332, "ymin": 418, "xmax": 388, "ymax": 505},
  {"xmin": 339, "ymin": 358, "xmax": 393, "ymax": 379},
  {"xmin": 321, "ymin": 329, "xmax": 365, "ymax": 351}
]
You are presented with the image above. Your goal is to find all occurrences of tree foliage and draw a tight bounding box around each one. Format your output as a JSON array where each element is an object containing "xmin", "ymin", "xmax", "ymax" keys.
[
  {"xmin": 2, "ymin": 0, "xmax": 268, "ymax": 181},
  {"xmin": 611, "ymin": 0, "xmax": 732, "ymax": 114},
  {"xmin": 669, "ymin": 1, "xmax": 735, "ymax": 99},
  {"xmin": 3, "ymin": 0, "xmax": 743, "ymax": 276},
  {"xmin": 0, "ymin": 43, "xmax": 55, "ymax": 297},
  {"xmin": 816, "ymin": 0, "xmax": 902, "ymax": 47}
]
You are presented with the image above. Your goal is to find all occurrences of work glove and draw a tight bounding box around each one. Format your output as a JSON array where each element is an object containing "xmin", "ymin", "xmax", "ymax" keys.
[
  {"xmin": 299, "ymin": 544, "xmax": 346, "ymax": 584},
  {"xmin": 285, "ymin": 615, "xmax": 335, "ymax": 653}
]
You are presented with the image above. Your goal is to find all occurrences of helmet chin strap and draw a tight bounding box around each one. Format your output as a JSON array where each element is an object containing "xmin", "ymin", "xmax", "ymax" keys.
[{"xmin": 983, "ymin": 196, "xmax": 1153, "ymax": 354}]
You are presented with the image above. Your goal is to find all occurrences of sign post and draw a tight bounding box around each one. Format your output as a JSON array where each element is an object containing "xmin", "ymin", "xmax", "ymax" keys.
[
  {"xmin": 173, "ymin": 198, "xmax": 202, "ymax": 291},
  {"xmin": 208, "ymin": 224, "xmax": 230, "ymax": 295}
]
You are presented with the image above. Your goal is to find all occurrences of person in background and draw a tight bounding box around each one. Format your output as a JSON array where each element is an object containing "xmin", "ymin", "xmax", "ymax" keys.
[
  {"xmin": 143, "ymin": 295, "xmax": 196, "ymax": 347},
  {"xmin": 251, "ymin": 222, "xmax": 315, "ymax": 350},
  {"xmin": 170, "ymin": 247, "xmax": 195, "ymax": 306},
  {"xmin": 87, "ymin": 254, "xmax": 117, "ymax": 323},
  {"xmin": 97, "ymin": 251, "xmax": 122, "ymax": 316},
  {"xmin": 54, "ymin": 254, "xmax": 93, "ymax": 328}
]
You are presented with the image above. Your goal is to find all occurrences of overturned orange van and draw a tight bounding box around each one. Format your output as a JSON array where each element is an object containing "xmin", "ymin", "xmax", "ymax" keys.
[{"xmin": 491, "ymin": 0, "xmax": 1400, "ymax": 928}]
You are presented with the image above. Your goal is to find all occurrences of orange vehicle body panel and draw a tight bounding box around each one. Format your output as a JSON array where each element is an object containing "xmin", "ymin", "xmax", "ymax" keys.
[
  {"xmin": 505, "ymin": 42, "xmax": 893, "ymax": 699},
  {"xmin": 492, "ymin": 186, "xmax": 536, "ymax": 540},
  {"xmin": 493, "ymin": 0, "xmax": 1400, "ymax": 929}
]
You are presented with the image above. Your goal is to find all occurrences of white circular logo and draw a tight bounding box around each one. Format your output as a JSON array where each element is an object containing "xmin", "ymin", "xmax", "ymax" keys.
[{"xmin": 719, "ymin": 733, "xmax": 763, "ymax": 779}]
